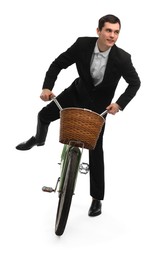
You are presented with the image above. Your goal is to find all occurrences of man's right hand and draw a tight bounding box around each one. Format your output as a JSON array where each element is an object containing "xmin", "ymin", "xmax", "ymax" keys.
[{"xmin": 40, "ymin": 89, "xmax": 55, "ymax": 101}]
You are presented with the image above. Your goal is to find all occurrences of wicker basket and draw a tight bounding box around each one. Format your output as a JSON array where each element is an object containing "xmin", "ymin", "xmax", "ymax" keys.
[{"xmin": 59, "ymin": 108, "xmax": 105, "ymax": 150}]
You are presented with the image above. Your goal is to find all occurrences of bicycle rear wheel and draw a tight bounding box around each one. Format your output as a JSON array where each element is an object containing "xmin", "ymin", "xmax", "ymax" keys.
[{"xmin": 55, "ymin": 147, "xmax": 80, "ymax": 236}]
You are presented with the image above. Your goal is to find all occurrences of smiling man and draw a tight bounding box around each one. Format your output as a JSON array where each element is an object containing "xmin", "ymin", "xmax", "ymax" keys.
[
  {"xmin": 16, "ymin": 14, "xmax": 141, "ymax": 217},
  {"xmin": 97, "ymin": 21, "xmax": 120, "ymax": 51}
]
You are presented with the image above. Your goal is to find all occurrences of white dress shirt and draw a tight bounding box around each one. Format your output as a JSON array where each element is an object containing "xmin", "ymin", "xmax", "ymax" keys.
[{"xmin": 90, "ymin": 42, "xmax": 111, "ymax": 86}]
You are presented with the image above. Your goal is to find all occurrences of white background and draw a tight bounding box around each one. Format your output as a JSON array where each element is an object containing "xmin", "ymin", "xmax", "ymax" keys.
[{"xmin": 1, "ymin": 0, "xmax": 165, "ymax": 259}]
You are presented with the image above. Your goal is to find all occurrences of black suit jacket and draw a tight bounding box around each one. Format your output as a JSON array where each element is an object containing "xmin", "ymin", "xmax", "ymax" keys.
[{"xmin": 43, "ymin": 37, "xmax": 141, "ymax": 112}]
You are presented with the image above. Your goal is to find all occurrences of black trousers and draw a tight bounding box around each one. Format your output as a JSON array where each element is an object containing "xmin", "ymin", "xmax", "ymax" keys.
[{"xmin": 38, "ymin": 85, "xmax": 106, "ymax": 200}]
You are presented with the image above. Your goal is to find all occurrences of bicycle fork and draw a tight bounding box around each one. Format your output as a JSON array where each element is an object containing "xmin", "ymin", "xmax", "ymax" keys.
[{"xmin": 42, "ymin": 145, "xmax": 89, "ymax": 194}]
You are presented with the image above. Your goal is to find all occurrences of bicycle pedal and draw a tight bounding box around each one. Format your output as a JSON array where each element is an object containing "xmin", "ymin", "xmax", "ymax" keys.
[
  {"xmin": 42, "ymin": 186, "xmax": 55, "ymax": 193},
  {"xmin": 79, "ymin": 162, "xmax": 89, "ymax": 174}
]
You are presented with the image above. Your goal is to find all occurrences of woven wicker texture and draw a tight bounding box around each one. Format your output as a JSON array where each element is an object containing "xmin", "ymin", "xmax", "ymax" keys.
[{"xmin": 59, "ymin": 108, "xmax": 105, "ymax": 150}]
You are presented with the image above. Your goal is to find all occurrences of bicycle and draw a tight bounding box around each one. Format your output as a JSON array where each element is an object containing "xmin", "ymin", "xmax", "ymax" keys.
[{"xmin": 42, "ymin": 98, "xmax": 107, "ymax": 236}]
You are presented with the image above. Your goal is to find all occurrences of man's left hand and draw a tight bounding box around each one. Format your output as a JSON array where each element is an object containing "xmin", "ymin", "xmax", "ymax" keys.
[{"xmin": 106, "ymin": 103, "xmax": 121, "ymax": 115}]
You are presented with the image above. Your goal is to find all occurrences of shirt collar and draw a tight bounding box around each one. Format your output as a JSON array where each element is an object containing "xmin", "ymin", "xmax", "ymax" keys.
[{"xmin": 94, "ymin": 42, "xmax": 111, "ymax": 57}]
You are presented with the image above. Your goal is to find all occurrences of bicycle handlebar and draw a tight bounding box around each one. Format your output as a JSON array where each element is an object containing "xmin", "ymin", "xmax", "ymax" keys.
[
  {"xmin": 52, "ymin": 97, "xmax": 63, "ymax": 111},
  {"xmin": 52, "ymin": 97, "xmax": 108, "ymax": 117},
  {"xmin": 100, "ymin": 110, "xmax": 108, "ymax": 117}
]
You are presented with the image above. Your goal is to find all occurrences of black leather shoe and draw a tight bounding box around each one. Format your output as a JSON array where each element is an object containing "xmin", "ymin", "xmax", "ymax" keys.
[
  {"xmin": 16, "ymin": 136, "xmax": 45, "ymax": 150},
  {"xmin": 88, "ymin": 199, "xmax": 102, "ymax": 217}
]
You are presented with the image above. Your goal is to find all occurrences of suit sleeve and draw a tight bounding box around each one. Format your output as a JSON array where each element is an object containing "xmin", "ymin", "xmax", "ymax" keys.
[
  {"xmin": 42, "ymin": 39, "xmax": 79, "ymax": 90},
  {"xmin": 116, "ymin": 55, "xmax": 141, "ymax": 110}
]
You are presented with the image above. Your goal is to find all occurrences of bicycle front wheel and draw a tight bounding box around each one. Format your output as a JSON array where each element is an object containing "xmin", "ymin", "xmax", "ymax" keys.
[{"xmin": 55, "ymin": 147, "xmax": 80, "ymax": 236}]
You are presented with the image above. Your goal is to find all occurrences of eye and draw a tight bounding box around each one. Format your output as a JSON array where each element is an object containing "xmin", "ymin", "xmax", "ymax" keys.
[
  {"xmin": 106, "ymin": 29, "xmax": 120, "ymax": 34},
  {"xmin": 115, "ymin": 30, "xmax": 120, "ymax": 35}
]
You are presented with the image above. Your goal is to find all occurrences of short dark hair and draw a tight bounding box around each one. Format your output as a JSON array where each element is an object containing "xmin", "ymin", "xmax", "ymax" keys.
[{"xmin": 98, "ymin": 14, "xmax": 121, "ymax": 30}]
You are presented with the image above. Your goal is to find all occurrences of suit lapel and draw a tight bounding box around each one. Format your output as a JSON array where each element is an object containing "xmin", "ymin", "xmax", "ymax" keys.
[
  {"xmin": 83, "ymin": 38, "xmax": 97, "ymax": 85},
  {"xmin": 103, "ymin": 45, "xmax": 116, "ymax": 81}
]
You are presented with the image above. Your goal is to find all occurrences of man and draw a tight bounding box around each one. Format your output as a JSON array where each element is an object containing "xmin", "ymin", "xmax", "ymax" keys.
[{"xmin": 16, "ymin": 14, "xmax": 141, "ymax": 217}]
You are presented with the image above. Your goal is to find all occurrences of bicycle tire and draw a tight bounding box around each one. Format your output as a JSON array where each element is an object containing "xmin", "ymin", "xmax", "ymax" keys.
[{"xmin": 55, "ymin": 147, "xmax": 80, "ymax": 236}]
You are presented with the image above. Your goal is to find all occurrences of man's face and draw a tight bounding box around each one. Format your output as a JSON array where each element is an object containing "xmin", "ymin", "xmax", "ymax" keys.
[{"xmin": 97, "ymin": 22, "xmax": 120, "ymax": 51}]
